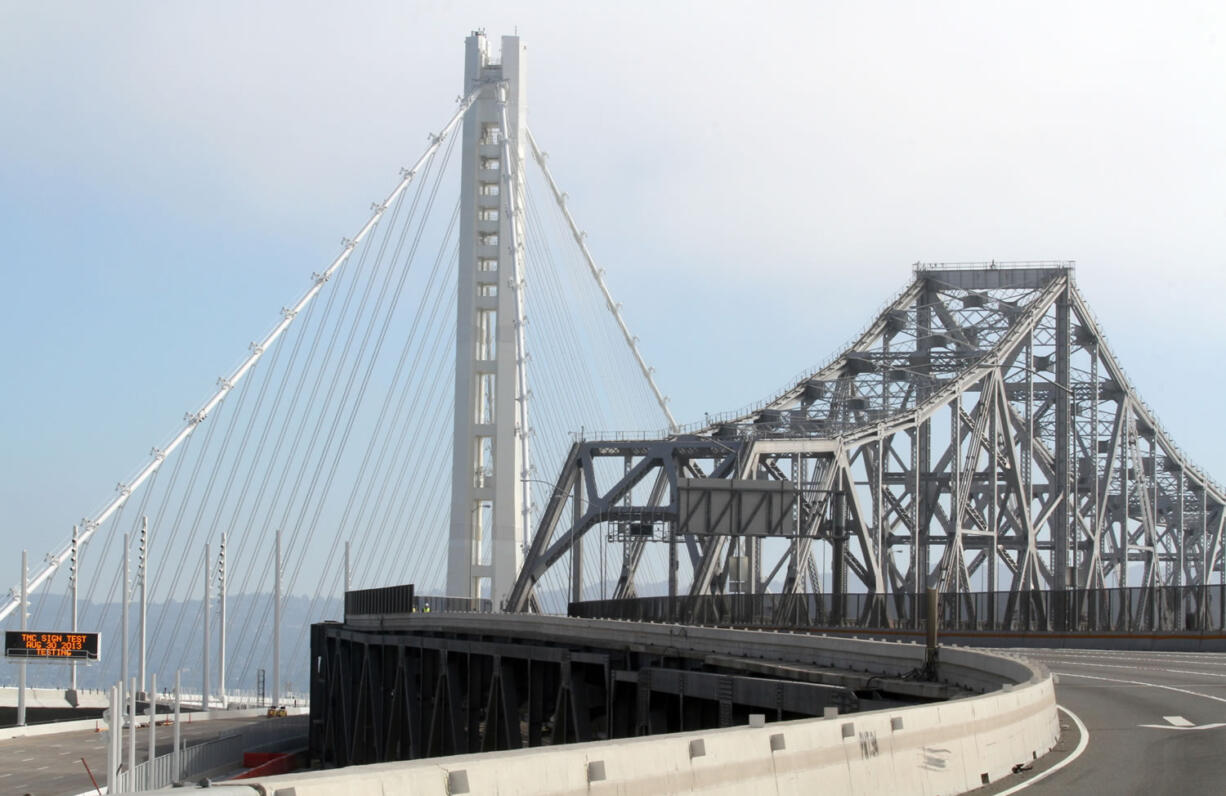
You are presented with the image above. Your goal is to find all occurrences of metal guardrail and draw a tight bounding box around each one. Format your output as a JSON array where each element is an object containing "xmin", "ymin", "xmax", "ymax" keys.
[
  {"xmin": 113, "ymin": 715, "xmax": 307, "ymax": 792},
  {"xmin": 571, "ymin": 584, "xmax": 1226, "ymax": 634}
]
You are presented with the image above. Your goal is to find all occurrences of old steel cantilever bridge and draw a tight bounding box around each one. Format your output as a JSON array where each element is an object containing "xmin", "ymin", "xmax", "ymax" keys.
[
  {"xmin": 521, "ymin": 261, "xmax": 1226, "ymax": 635},
  {"xmin": 1, "ymin": 29, "xmax": 1224, "ymax": 772}
]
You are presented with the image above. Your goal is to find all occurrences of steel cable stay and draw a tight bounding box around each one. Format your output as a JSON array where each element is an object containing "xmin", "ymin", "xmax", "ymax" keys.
[
  {"xmin": 360, "ymin": 300, "xmax": 456, "ymax": 588},
  {"xmin": 73, "ymin": 470, "xmax": 144, "ymax": 630},
  {"xmin": 114, "ymin": 422, "xmax": 226, "ymax": 674},
  {"xmin": 0, "ymin": 90, "xmax": 485, "ymax": 626},
  {"xmin": 524, "ymin": 304, "xmax": 621, "ymax": 603},
  {"xmin": 127, "ymin": 369, "xmax": 233, "ymax": 649},
  {"xmin": 218, "ymin": 184, "xmax": 396, "ymax": 661},
  {"xmin": 322, "ymin": 374, "xmax": 449, "ymax": 619},
  {"xmin": 236, "ymin": 139, "xmax": 456, "ymax": 673},
  {"xmin": 528, "ymin": 175, "xmax": 655, "ymax": 428},
  {"xmin": 156, "ymin": 305, "xmax": 272, "ymax": 612},
  {"xmin": 529, "ymin": 163, "xmax": 657, "ymax": 433},
  {"xmin": 221, "ymin": 240, "xmax": 387, "ymax": 669},
  {"xmin": 261, "ymin": 151, "xmax": 420, "ymax": 532},
  {"xmin": 503, "ymin": 275, "xmax": 588, "ymax": 606},
  {"xmin": 276, "ymin": 238, "xmax": 441, "ymax": 623},
  {"xmin": 147, "ymin": 317, "xmax": 302, "ymax": 676},
  {"xmin": 288, "ymin": 202, "xmax": 461, "ymax": 640},
  {"xmin": 159, "ymin": 251, "xmax": 363, "ymax": 675},
  {"xmin": 41, "ymin": 463, "xmax": 149, "ymax": 630},
  {"xmin": 520, "ymin": 346, "xmax": 606, "ymax": 600},
  {"xmin": 167, "ymin": 131, "xmax": 428, "ymax": 679},
  {"xmin": 518, "ymin": 267, "xmax": 612, "ymax": 603},
  {"xmin": 519, "ymin": 176, "xmax": 674, "ymax": 604},
  {"xmin": 148, "ymin": 411, "xmax": 254, "ymax": 675},
  {"xmin": 341, "ymin": 263, "xmax": 457, "ymax": 590},
  {"xmin": 360, "ymin": 285, "xmax": 459, "ymax": 589},
  {"xmin": 331, "ymin": 288, "xmax": 455, "ymax": 598},
  {"xmin": 501, "ymin": 195, "xmax": 604, "ymax": 607},
  {"xmin": 147, "ymin": 305, "xmax": 327, "ymax": 682},
  {"xmin": 524, "ymin": 159, "xmax": 682, "ymax": 603},
  {"xmin": 196, "ymin": 266, "xmax": 346, "ymax": 633},
  {"xmin": 145, "ymin": 304, "xmax": 297, "ymax": 657},
  {"xmin": 304, "ymin": 226, "xmax": 459, "ymax": 608},
  {"xmin": 278, "ymin": 128, "xmax": 461, "ymax": 604},
  {"xmin": 89, "ymin": 432, "xmax": 196, "ymax": 635},
  {"xmin": 226, "ymin": 540, "xmax": 280, "ymax": 689},
  {"xmin": 231, "ymin": 134, "xmax": 460, "ymax": 684},
  {"xmin": 525, "ymin": 127, "xmax": 676, "ymax": 434},
  {"xmin": 521, "ymin": 184, "xmax": 618, "ymax": 436},
  {"xmin": 289, "ymin": 332, "xmax": 457, "ymax": 661}
]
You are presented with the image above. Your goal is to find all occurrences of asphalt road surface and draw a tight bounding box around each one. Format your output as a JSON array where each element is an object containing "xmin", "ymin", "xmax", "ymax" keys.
[
  {"xmin": 0, "ymin": 715, "xmax": 293, "ymax": 796},
  {"xmin": 984, "ymin": 648, "xmax": 1226, "ymax": 795},
  {"xmin": 8, "ymin": 650, "xmax": 1226, "ymax": 794}
]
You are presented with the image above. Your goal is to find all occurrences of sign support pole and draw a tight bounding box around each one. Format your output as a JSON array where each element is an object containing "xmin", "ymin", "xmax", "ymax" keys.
[
  {"xmin": 203, "ymin": 543, "xmax": 210, "ymax": 712},
  {"xmin": 107, "ymin": 684, "xmax": 119, "ymax": 794},
  {"xmin": 219, "ymin": 532, "xmax": 226, "ymax": 708},
  {"xmin": 273, "ymin": 529, "xmax": 281, "ymax": 708},
  {"xmin": 128, "ymin": 676, "xmax": 136, "ymax": 781},
  {"xmin": 121, "ymin": 532, "xmax": 129, "ymax": 703},
  {"xmin": 172, "ymin": 670, "xmax": 181, "ymax": 783},
  {"xmin": 71, "ymin": 524, "xmax": 79, "ymax": 693},
  {"xmin": 148, "ymin": 672, "xmax": 156, "ymax": 763},
  {"xmin": 17, "ymin": 549, "xmax": 27, "ymax": 726},
  {"xmin": 139, "ymin": 516, "xmax": 147, "ymax": 697}
]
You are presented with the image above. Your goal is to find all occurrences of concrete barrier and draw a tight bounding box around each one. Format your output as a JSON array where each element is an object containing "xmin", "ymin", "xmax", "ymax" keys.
[
  {"xmin": 242, "ymin": 644, "xmax": 1058, "ymax": 795},
  {"xmin": 0, "ymin": 686, "xmax": 109, "ymax": 708}
]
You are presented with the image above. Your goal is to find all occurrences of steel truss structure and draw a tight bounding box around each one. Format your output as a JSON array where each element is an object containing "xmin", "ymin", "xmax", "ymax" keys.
[
  {"xmin": 312, "ymin": 600, "xmax": 921, "ymax": 767},
  {"xmin": 508, "ymin": 263, "xmax": 1226, "ymax": 631}
]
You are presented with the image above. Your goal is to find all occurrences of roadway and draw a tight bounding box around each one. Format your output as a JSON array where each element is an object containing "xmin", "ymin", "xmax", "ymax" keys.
[
  {"xmin": 981, "ymin": 648, "xmax": 1226, "ymax": 794},
  {"xmin": 9, "ymin": 648, "xmax": 1225, "ymax": 795},
  {"xmin": 0, "ymin": 714, "xmax": 294, "ymax": 796}
]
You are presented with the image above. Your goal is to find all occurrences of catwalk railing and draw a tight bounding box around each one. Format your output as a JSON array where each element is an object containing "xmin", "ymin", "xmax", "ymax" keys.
[{"xmin": 571, "ymin": 585, "xmax": 1226, "ymax": 634}]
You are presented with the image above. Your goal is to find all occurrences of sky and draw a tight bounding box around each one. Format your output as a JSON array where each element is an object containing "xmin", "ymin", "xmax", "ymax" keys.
[{"xmin": 1, "ymin": 1, "xmax": 1224, "ymax": 588}]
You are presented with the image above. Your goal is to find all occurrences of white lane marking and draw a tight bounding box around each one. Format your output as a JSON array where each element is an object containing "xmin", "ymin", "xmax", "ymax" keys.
[
  {"xmin": 1138, "ymin": 721, "xmax": 1226, "ymax": 731},
  {"xmin": 1036, "ymin": 658, "xmax": 1226, "ymax": 678},
  {"xmin": 995, "ymin": 705, "xmax": 1090, "ymax": 795},
  {"xmin": 1058, "ymin": 671, "xmax": 1226, "ymax": 705},
  {"xmin": 1026, "ymin": 652, "xmax": 1226, "ymax": 666},
  {"xmin": 995, "ymin": 647, "xmax": 1226, "ymax": 657},
  {"xmin": 997, "ymin": 648, "xmax": 1226, "ymax": 664},
  {"xmin": 1164, "ymin": 715, "xmax": 1194, "ymax": 727}
]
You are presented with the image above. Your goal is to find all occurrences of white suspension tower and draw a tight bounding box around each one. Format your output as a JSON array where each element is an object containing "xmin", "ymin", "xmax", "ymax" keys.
[{"xmin": 449, "ymin": 31, "xmax": 529, "ymax": 608}]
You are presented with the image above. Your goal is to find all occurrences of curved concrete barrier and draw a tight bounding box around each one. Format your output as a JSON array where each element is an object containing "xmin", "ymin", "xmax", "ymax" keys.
[{"xmin": 242, "ymin": 626, "xmax": 1059, "ymax": 795}]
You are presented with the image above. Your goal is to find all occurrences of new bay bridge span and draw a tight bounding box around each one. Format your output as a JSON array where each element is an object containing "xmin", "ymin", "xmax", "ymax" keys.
[{"xmin": 4, "ymin": 31, "xmax": 1225, "ymax": 795}]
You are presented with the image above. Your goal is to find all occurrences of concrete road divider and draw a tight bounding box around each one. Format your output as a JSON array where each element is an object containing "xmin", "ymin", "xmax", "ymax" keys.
[{"xmin": 242, "ymin": 648, "xmax": 1057, "ymax": 795}]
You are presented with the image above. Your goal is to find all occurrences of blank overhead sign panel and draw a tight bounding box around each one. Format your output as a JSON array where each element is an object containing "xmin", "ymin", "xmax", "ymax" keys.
[{"xmin": 678, "ymin": 478, "xmax": 798, "ymax": 537}]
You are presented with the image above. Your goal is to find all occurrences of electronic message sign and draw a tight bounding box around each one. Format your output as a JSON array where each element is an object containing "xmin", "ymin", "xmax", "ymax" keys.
[{"xmin": 4, "ymin": 631, "xmax": 100, "ymax": 661}]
